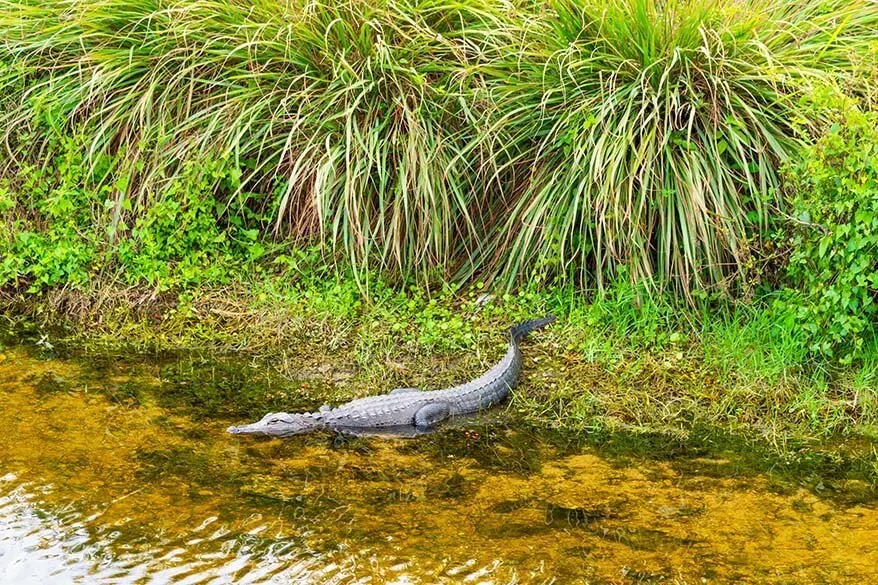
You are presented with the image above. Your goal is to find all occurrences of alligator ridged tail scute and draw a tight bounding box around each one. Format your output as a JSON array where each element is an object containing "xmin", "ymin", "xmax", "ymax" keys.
[{"xmin": 510, "ymin": 315, "xmax": 556, "ymax": 342}]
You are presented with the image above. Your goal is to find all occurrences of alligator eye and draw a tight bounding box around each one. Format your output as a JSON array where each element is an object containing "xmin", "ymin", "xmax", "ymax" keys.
[
  {"xmin": 259, "ymin": 412, "xmax": 283, "ymax": 425},
  {"xmin": 264, "ymin": 413, "xmax": 293, "ymax": 425}
]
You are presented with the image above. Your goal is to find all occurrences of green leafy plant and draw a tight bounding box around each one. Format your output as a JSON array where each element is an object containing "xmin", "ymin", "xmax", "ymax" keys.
[
  {"xmin": 0, "ymin": 134, "xmax": 281, "ymax": 292},
  {"xmin": 781, "ymin": 93, "xmax": 878, "ymax": 362}
]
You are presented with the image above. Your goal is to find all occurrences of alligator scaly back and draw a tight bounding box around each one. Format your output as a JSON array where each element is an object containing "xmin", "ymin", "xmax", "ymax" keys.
[{"xmin": 228, "ymin": 316, "xmax": 555, "ymax": 437}]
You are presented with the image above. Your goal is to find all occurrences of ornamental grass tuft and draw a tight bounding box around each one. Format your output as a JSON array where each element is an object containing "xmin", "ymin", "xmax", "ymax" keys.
[
  {"xmin": 0, "ymin": 0, "xmax": 875, "ymax": 294},
  {"xmin": 480, "ymin": 0, "xmax": 878, "ymax": 294}
]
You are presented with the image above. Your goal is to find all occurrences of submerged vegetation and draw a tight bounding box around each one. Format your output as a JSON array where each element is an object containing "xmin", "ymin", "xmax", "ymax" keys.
[
  {"xmin": 2, "ymin": 343, "xmax": 878, "ymax": 584},
  {"xmin": 0, "ymin": 0, "xmax": 877, "ymax": 440}
]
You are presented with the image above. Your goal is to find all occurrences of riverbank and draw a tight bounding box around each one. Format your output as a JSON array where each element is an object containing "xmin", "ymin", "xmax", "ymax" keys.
[{"xmin": 4, "ymin": 270, "xmax": 877, "ymax": 454}]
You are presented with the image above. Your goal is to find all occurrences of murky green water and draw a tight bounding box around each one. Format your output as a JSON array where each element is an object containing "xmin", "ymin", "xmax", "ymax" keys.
[{"xmin": 1, "ymin": 339, "xmax": 877, "ymax": 584}]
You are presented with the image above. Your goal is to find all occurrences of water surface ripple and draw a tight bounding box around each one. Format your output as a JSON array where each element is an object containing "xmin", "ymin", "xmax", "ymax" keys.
[{"xmin": 0, "ymin": 344, "xmax": 876, "ymax": 584}]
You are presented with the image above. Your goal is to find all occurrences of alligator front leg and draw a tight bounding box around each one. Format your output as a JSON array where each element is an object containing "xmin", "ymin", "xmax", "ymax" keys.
[{"xmin": 414, "ymin": 403, "xmax": 451, "ymax": 429}]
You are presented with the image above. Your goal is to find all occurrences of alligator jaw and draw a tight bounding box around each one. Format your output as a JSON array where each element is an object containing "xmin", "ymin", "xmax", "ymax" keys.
[{"xmin": 226, "ymin": 412, "xmax": 323, "ymax": 437}]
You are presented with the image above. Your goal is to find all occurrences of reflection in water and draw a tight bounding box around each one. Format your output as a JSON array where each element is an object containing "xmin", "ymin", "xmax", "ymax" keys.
[
  {"xmin": 0, "ymin": 477, "xmax": 299, "ymax": 584},
  {"xmin": 0, "ymin": 475, "xmax": 353, "ymax": 584},
  {"xmin": 0, "ymin": 343, "xmax": 877, "ymax": 584}
]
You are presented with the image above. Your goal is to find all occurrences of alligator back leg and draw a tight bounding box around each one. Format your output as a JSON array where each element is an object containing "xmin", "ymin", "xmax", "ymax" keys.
[
  {"xmin": 414, "ymin": 403, "xmax": 451, "ymax": 429},
  {"xmin": 390, "ymin": 388, "xmax": 422, "ymax": 395}
]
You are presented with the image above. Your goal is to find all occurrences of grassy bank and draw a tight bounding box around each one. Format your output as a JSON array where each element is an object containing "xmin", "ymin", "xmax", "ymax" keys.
[
  {"xmin": 1, "ymin": 0, "xmax": 876, "ymax": 293},
  {"xmin": 1, "ymin": 0, "xmax": 878, "ymax": 448},
  {"xmin": 4, "ymin": 267, "xmax": 877, "ymax": 447}
]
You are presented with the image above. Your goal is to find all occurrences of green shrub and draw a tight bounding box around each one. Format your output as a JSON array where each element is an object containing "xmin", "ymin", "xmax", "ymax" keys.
[
  {"xmin": 0, "ymin": 135, "xmax": 102, "ymax": 290},
  {"xmin": 0, "ymin": 134, "xmax": 277, "ymax": 292},
  {"xmin": 114, "ymin": 161, "xmax": 256, "ymax": 289},
  {"xmin": 0, "ymin": 0, "xmax": 876, "ymax": 295},
  {"xmin": 781, "ymin": 93, "xmax": 878, "ymax": 362},
  {"xmin": 0, "ymin": 0, "xmax": 506, "ymax": 280},
  {"xmin": 480, "ymin": 0, "xmax": 878, "ymax": 294}
]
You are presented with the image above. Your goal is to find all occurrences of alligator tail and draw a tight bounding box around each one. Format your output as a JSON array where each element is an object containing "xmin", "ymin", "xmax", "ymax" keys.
[{"xmin": 510, "ymin": 315, "xmax": 556, "ymax": 342}]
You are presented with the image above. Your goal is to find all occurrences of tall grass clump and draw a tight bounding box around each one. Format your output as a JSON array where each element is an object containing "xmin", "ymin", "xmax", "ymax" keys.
[
  {"xmin": 0, "ymin": 0, "xmax": 511, "ymax": 280},
  {"xmin": 0, "ymin": 0, "xmax": 876, "ymax": 294},
  {"xmin": 481, "ymin": 0, "xmax": 877, "ymax": 294}
]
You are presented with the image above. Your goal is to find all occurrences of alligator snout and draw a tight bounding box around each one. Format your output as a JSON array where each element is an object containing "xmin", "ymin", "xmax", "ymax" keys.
[{"xmin": 227, "ymin": 411, "xmax": 325, "ymax": 436}]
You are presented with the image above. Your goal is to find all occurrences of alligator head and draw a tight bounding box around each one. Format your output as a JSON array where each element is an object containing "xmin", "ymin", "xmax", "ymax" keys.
[{"xmin": 226, "ymin": 411, "xmax": 324, "ymax": 437}]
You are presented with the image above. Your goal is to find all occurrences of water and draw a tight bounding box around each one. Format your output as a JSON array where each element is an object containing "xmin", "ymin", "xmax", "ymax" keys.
[{"xmin": 0, "ymin": 341, "xmax": 877, "ymax": 584}]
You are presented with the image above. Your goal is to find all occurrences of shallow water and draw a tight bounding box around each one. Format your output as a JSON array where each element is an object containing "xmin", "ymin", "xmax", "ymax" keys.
[{"xmin": 0, "ymin": 341, "xmax": 877, "ymax": 584}]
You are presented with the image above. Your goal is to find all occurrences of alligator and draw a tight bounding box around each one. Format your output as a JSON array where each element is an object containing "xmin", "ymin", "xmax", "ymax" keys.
[{"xmin": 227, "ymin": 316, "xmax": 555, "ymax": 437}]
